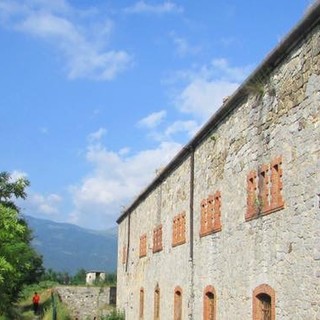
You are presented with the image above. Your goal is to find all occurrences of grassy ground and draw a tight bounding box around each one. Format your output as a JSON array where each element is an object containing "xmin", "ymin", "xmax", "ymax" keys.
[
  {"xmin": 8, "ymin": 282, "xmax": 72, "ymax": 320},
  {"xmin": 1, "ymin": 282, "xmax": 122, "ymax": 320}
]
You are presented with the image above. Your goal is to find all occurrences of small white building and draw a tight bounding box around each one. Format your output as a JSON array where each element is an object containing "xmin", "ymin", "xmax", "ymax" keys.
[{"xmin": 86, "ymin": 271, "xmax": 106, "ymax": 285}]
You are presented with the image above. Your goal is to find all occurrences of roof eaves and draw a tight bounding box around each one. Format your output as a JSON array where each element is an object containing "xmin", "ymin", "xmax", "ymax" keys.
[{"xmin": 116, "ymin": 2, "xmax": 320, "ymax": 225}]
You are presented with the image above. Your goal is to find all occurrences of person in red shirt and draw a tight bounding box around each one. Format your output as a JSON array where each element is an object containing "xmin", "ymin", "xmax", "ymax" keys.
[{"xmin": 32, "ymin": 292, "xmax": 40, "ymax": 314}]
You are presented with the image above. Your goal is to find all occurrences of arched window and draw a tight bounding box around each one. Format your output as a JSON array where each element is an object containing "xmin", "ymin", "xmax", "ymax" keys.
[
  {"xmin": 139, "ymin": 287, "xmax": 144, "ymax": 319},
  {"xmin": 253, "ymin": 284, "xmax": 275, "ymax": 320},
  {"xmin": 203, "ymin": 285, "xmax": 216, "ymax": 320},
  {"xmin": 154, "ymin": 284, "xmax": 160, "ymax": 320},
  {"xmin": 174, "ymin": 286, "xmax": 182, "ymax": 320}
]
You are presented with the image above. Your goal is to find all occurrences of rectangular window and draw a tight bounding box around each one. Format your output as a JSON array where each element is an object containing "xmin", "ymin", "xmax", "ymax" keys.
[
  {"xmin": 172, "ymin": 212, "xmax": 186, "ymax": 247},
  {"xmin": 246, "ymin": 156, "xmax": 284, "ymax": 221},
  {"xmin": 246, "ymin": 170, "xmax": 258, "ymax": 220},
  {"xmin": 200, "ymin": 199, "xmax": 208, "ymax": 236},
  {"xmin": 258, "ymin": 163, "xmax": 270, "ymax": 213},
  {"xmin": 153, "ymin": 225, "xmax": 163, "ymax": 253},
  {"xmin": 139, "ymin": 234, "xmax": 147, "ymax": 258},
  {"xmin": 200, "ymin": 191, "xmax": 222, "ymax": 237},
  {"xmin": 122, "ymin": 245, "xmax": 127, "ymax": 265},
  {"xmin": 213, "ymin": 191, "xmax": 222, "ymax": 231},
  {"xmin": 270, "ymin": 156, "xmax": 284, "ymax": 212}
]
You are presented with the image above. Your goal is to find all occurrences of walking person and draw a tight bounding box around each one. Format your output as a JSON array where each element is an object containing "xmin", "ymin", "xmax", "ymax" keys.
[{"xmin": 32, "ymin": 292, "xmax": 40, "ymax": 315}]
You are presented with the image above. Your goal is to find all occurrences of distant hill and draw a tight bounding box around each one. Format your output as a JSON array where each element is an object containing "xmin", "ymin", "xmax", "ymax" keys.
[{"xmin": 26, "ymin": 216, "xmax": 118, "ymax": 275}]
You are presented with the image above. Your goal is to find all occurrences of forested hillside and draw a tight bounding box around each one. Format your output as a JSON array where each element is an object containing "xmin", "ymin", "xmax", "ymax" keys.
[{"xmin": 26, "ymin": 216, "xmax": 118, "ymax": 274}]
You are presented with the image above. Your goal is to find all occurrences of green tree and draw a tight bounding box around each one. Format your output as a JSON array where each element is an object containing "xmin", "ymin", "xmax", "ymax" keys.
[
  {"xmin": 0, "ymin": 172, "xmax": 44, "ymax": 315},
  {"xmin": 104, "ymin": 273, "xmax": 117, "ymax": 286},
  {"xmin": 41, "ymin": 268, "xmax": 59, "ymax": 282},
  {"xmin": 0, "ymin": 171, "xmax": 30, "ymax": 210},
  {"xmin": 71, "ymin": 268, "xmax": 87, "ymax": 285}
]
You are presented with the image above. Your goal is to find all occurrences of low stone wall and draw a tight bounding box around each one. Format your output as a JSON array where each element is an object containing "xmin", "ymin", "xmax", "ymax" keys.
[{"xmin": 55, "ymin": 286, "xmax": 116, "ymax": 320}]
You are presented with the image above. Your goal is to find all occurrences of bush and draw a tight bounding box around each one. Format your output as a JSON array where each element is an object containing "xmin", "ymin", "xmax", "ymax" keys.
[
  {"xmin": 42, "ymin": 291, "xmax": 72, "ymax": 320},
  {"xmin": 101, "ymin": 310, "xmax": 125, "ymax": 320}
]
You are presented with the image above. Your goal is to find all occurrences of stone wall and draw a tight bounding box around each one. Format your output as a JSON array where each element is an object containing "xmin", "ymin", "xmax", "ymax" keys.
[
  {"xmin": 117, "ymin": 7, "xmax": 320, "ymax": 320},
  {"xmin": 56, "ymin": 286, "xmax": 116, "ymax": 319}
]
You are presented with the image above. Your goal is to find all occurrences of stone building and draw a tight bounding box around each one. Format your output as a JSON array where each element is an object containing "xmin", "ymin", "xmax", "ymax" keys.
[
  {"xmin": 117, "ymin": 3, "xmax": 320, "ymax": 319},
  {"xmin": 86, "ymin": 270, "xmax": 106, "ymax": 285}
]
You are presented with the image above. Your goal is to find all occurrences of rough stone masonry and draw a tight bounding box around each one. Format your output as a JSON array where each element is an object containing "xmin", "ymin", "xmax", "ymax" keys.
[
  {"xmin": 116, "ymin": 3, "xmax": 320, "ymax": 320},
  {"xmin": 56, "ymin": 286, "xmax": 116, "ymax": 319}
]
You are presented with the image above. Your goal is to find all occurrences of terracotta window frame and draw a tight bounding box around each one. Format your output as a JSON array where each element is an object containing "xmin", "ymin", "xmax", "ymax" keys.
[
  {"xmin": 154, "ymin": 284, "xmax": 160, "ymax": 320},
  {"xmin": 258, "ymin": 163, "xmax": 271, "ymax": 213},
  {"xmin": 172, "ymin": 212, "xmax": 186, "ymax": 247},
  {"xmin": 213, "ymin": 191, "xmax": 222, "ymax": 232},
  {"xmin": 270, "ymin": 156, "xmax": 284, "ymax": 212},
  {"xmin": 153, "ymin": 225, "xmax": 163, "ymax": 253},
  {"xmin": 246, "ymin": 170, "xmax": 258, "ymax": 220},
  {"xmin": 252, "ymin": 284, "xmax": 275, "ymax": 320},
  {"xmin": 200, "ymin": 191, "xmax": 222, "ymax": 237},
  {"xmin": 246, "ymin": 156, "xmax": 284, "ymax": 221},
  {"xmin": 139, "ymin": 287, "xmax": 144, "ymax": 319},
  {"xmin": 203, "ymin": 285, "xmax": 217, "ymax": 320},
  {"xmin": 139, "ymin": 234, "xmax": 147, "ymax": 258},
  {"xmin": 122, "ymin": 245, "xmax": 127, "ymax": 265},
  {"xmin": 174, "ymin": 286, "xmax": 183, "ymax": 320},
  {"xmin": 200, "ymin": 198, "xmax": 209, "ymax": 236}
]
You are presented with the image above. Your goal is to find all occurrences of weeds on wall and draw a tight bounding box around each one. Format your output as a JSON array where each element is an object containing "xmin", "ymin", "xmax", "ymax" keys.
[
  {"xmin": 254, "ymin": 197, "xmax": 264, "ymax": 215},
  {"xmin": 244, "ymin": 68, "xmax": 275, "ymax": 101},
  {"xmin": 99, "ymin": 310, "xmax": 125, "ymax": 320}
]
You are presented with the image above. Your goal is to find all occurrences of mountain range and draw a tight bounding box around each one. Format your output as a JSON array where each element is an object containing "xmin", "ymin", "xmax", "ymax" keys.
[{"xmin": 26, "ymin": 215, "xmax": 118, "ymax": 275}]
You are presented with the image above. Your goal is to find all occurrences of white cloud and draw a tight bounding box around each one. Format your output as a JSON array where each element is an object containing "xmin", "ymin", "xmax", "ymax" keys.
[
  {"xmin": 165, "ymin": 120, "xmax": 199, "ymax": 138},
  {"xmin": 170, "ymin": 32, "xmax": 201, "ymax": 57},
  {"xmin": 176, "ymin": 79, "xmax": 239, "ymax": 119},
  {"xmin": 210, "ymin": 58, "xmax": 250, "ymax": 82},
  {"xmin": 68, "ymin": 140, "xmax": 182, "ymax": 227},
  {"xmin": 124, "ymin": 1, "xmax": 183, "ymax": 14},
  {"xmin": 0, "ymin": 0, "xmax": 132, "ymax": 80},
  {"xmin": 137, "ymin": 110, "xmax": 167, "ymax": 128},
  {"xmin": 28, "ymin": 193, "xmax": 62, "ymax": 216},
  {"xmin": 88, "ymin": 128, "xmax": 107, "ymax": 142},
  {"xmin": 172, "ymin": 58, "xmax": 251, "ymax": 120}
]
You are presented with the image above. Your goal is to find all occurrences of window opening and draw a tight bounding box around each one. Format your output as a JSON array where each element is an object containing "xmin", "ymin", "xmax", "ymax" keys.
[{"xmin": 174, "ymin": 288, "xmax": 182, "ymax": 320}]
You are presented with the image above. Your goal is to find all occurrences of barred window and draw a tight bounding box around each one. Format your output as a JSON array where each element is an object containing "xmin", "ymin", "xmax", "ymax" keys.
[
  {"xmin": 153, "ymin": 225, "xmax": 163, "ymax": 253},
  {"xmin": 139, "ymin": 234, "xmax": 147, "ymax": 258},
  {"xmin": 172, "ymin": 212, "xmax": 186, "ymax": 247},
  {"xmin": 246, "ymin": 156, "xmax": 284, "ymax": 221},
  {"xmin": 200, "ymin": 191, "xmax": 222, "ymax": 237}
]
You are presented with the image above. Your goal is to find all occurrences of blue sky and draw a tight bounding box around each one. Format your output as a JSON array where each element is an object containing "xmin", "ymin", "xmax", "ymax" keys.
[{"xmin": 0, "ymin": 0, "xmax": 315, "ymax": 230}]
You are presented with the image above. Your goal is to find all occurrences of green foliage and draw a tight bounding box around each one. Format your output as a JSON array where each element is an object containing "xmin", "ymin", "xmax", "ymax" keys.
[
  {"xmin": 42, "ymin": 291, "xmax": 72, "ymax": 320},
  {"xmin": 100, "ymin": 310, "xmax": 125, "ymax": 320},
  {"xmin": 41, "ymin": 269, "xmax": 71, "ymax": 285},
  {"xmin": 20, "ymin": 280, "xmax": 58, "ymax": 301},
  {"xmin": 244, "ymin": 68, "xmax": 276, "ymax": 101},
  {"xmin": 0, "ymin": 171, "xmax": 30, "ymax": 211},
  {"xmin": 0, "ymin": 171, "xmax": 44, "ymax": 316},
  {"xmin": 104, "ymin": 273, "xmax": 117, "ymax": 286},
  {"xmin": 70, "ymin": 268, "xmax": 86, "ymax": 285}
]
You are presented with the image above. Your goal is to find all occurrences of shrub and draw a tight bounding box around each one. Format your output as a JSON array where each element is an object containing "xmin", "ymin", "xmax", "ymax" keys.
[{"xmin": 101, "ymin": 309, "xmax": 125, "ymax": 320}]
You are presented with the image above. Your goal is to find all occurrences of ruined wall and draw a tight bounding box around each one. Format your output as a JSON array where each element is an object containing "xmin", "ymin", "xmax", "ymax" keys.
[
  {"xmin": 117, "ymin": 15, "xmax": 320, "ymax": 320},
  {"xmin": 56, "ymin": 286, "xmax": 116, "ymax": 319}
]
